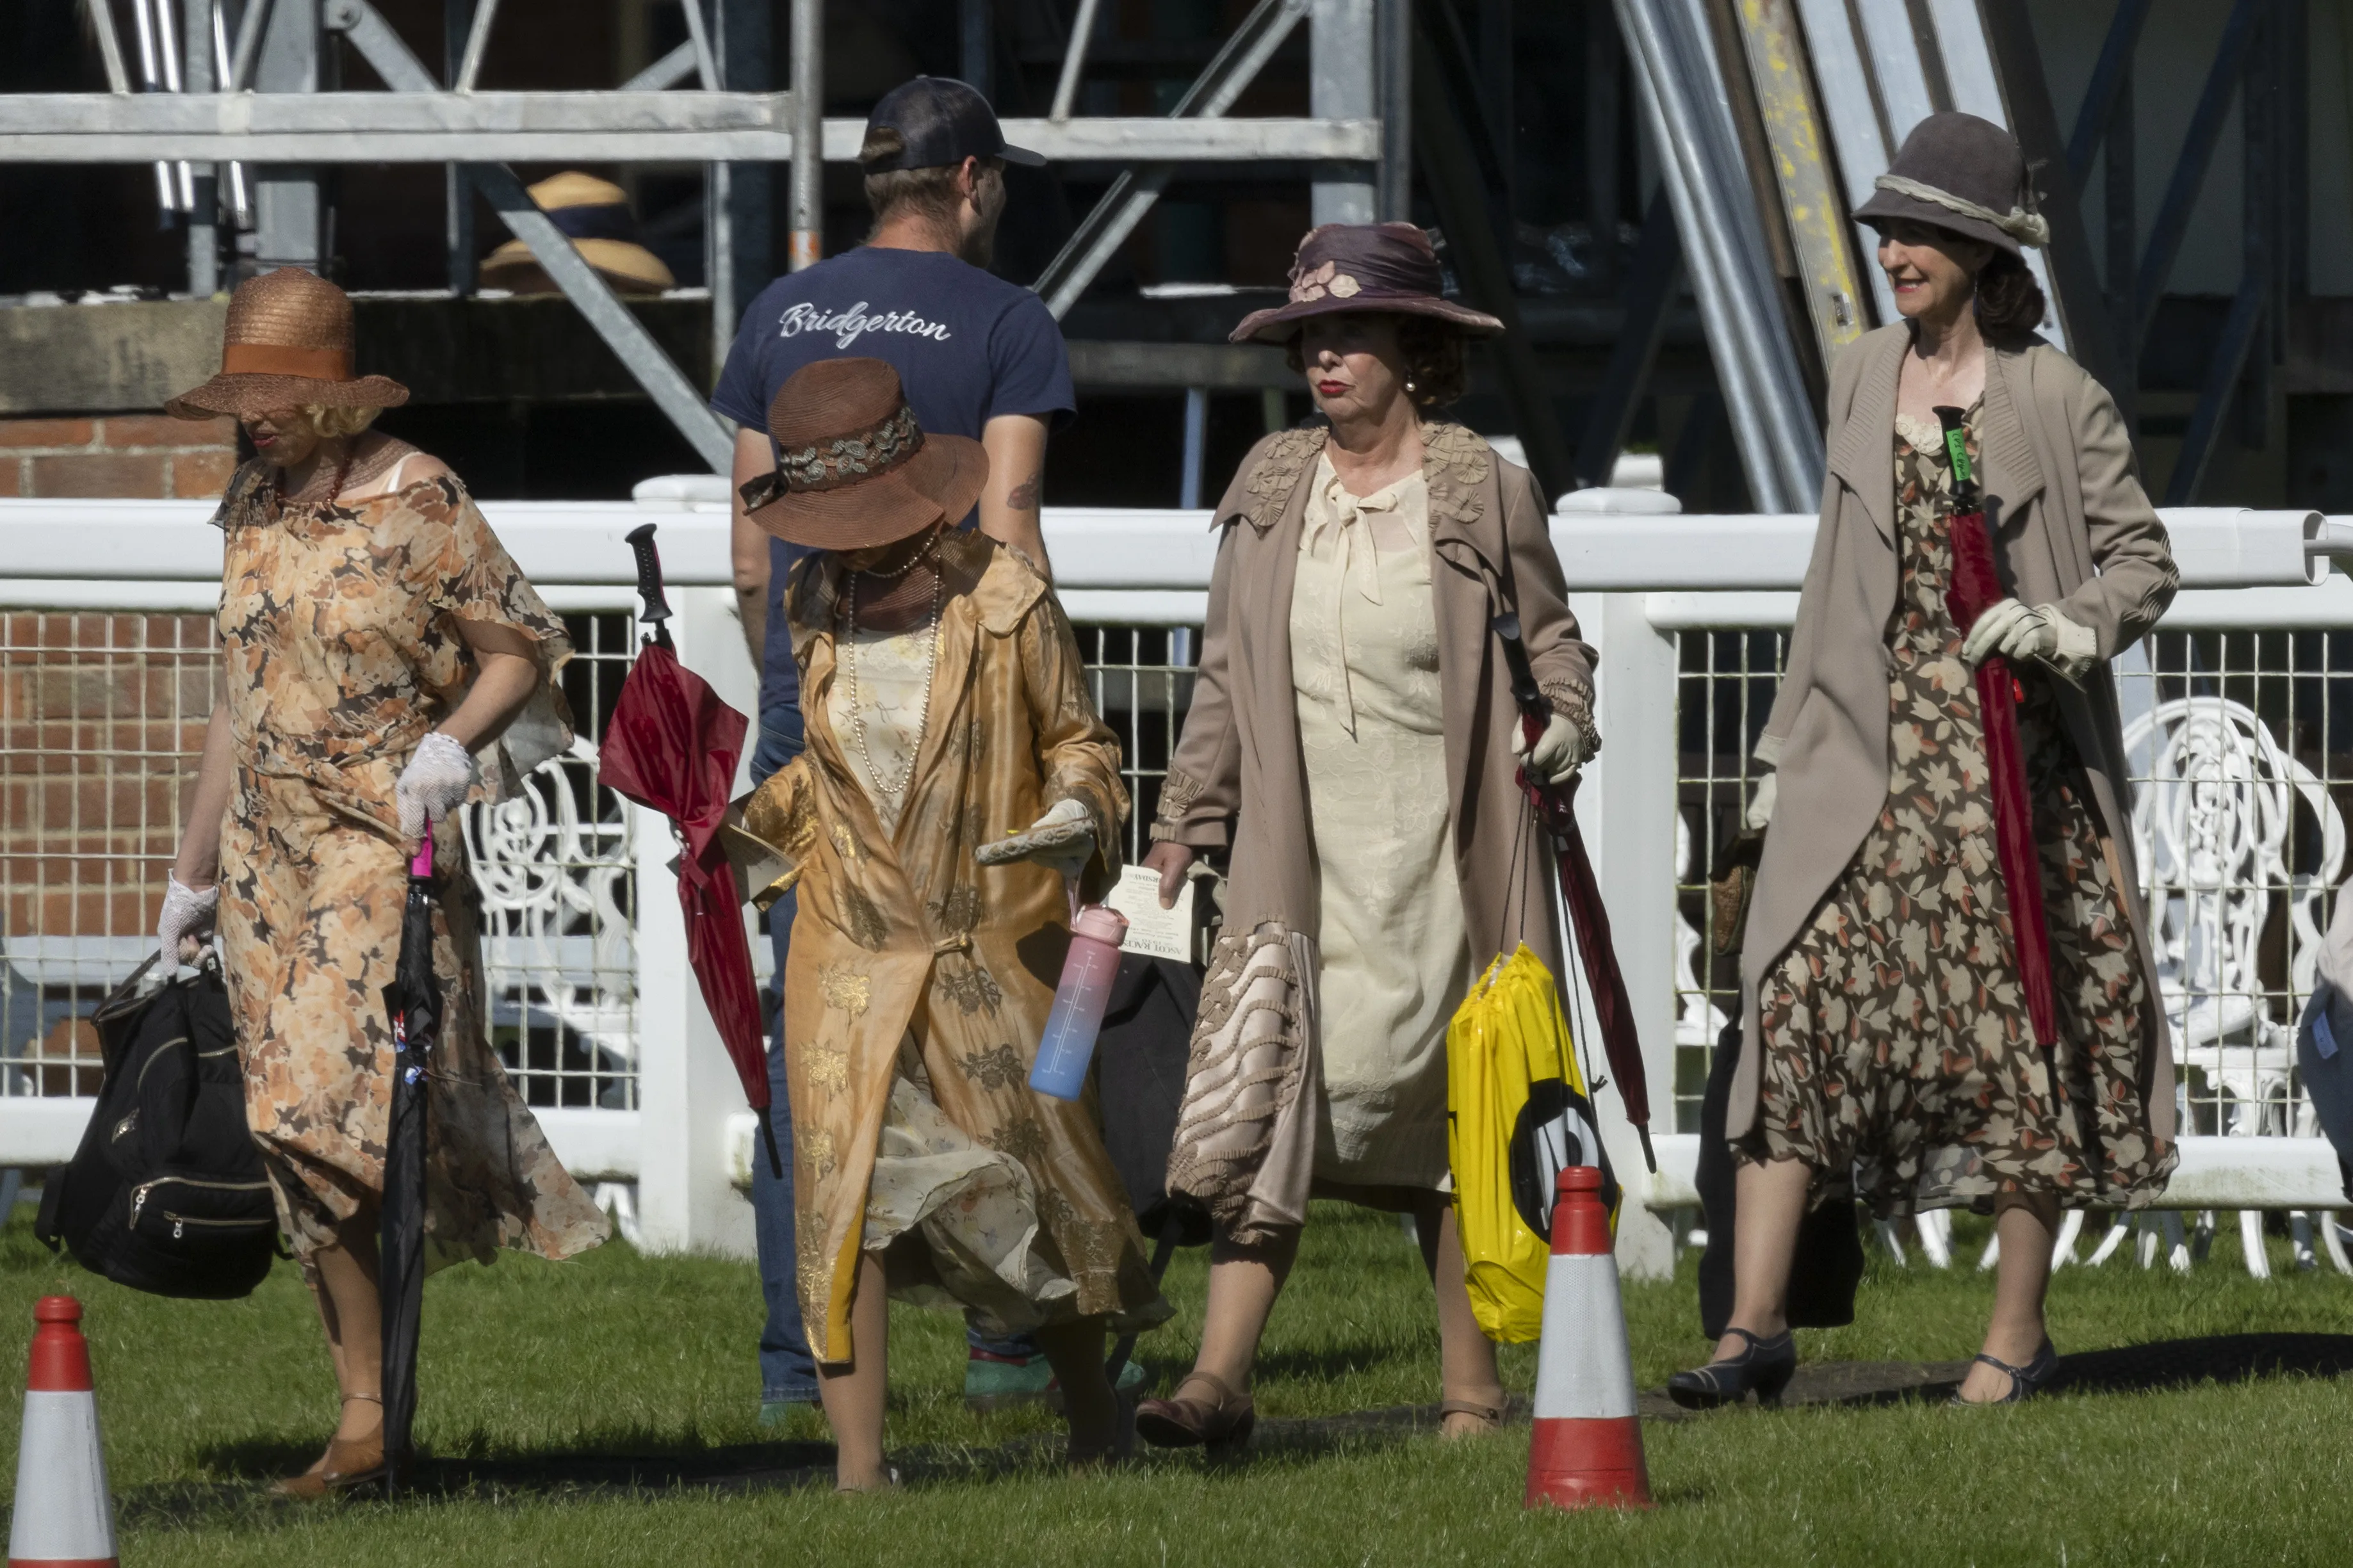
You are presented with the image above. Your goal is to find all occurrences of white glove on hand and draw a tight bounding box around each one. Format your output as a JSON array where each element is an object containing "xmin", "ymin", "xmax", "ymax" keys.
[
  {"xmin": 397, "ymin": 731, "xmax": 478, "ymax": 839},
  {"xmin": 1961, "ymin": 597, "xmax": 2099, "ymax": 683},
  {"xmin": 158, "ymin": 875, "xmax": 219, "ymax": 965},
  {"xmin": 1510, "ymin": 713, "xmax": 1590, "ymax": 786},
  {"xmin": 1744, "ymin": 772, "xmax": 1778, "ymax": 833}
]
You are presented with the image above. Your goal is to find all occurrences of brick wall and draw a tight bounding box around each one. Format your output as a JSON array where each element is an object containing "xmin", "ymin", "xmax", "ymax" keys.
[{"xmin": 0, "ymin": 414, "xmax": 238, "ymax": 499}]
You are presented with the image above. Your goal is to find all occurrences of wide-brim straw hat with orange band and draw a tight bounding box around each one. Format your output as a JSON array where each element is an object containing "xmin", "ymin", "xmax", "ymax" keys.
[
  {"xmin": 165, "ymin": 267, "xmax": 410, "ymax": 421},
  {"xmin": 740, "ymin": 358, "xmax": 988, "ymax": 552}
]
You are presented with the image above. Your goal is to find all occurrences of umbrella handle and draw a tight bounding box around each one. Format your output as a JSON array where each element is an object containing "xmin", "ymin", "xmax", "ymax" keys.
[
  {"xmin": 411, "ymin": 834, "xmax": 435, "ymax": 880},
  {"xmin": 624, "ymin": 522, "xmax": 676, "ymax": 642}
]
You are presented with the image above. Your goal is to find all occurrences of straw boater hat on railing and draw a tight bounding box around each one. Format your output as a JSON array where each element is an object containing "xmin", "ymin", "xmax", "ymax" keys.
[
  {"xmin": 1229, "ymin": 222, "xmax": 1504, "ymax": 344},
  {"xmin": 480, "ymin": 172, "xmax": 676, "ymax": 295},
  {"xmin": 164, "ymin": 267, "xmax": 409, "ymax": 420},
  {"xmin": 1853, "ymin": 110, "xmax": 2049, "ymax": 257},
  {"xmin": 740, "ymin": 358, "xmax": 988, "ymax": 551}
]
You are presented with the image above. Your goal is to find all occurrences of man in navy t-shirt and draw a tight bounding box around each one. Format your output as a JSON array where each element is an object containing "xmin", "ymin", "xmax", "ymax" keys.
[{"xmin": 711, "ymin": 76, "xmax": 1079, "ymax": 1421}]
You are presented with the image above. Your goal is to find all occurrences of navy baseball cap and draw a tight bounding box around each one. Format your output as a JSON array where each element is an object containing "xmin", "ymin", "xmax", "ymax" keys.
[{"xmin": 862, "ymin": 76, "xmax": 1044, "ymax": 171}]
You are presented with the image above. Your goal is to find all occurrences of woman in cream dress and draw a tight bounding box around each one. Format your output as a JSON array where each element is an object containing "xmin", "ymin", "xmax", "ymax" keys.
[{"xmin": 1137, "ymin": 223, "xmax": 1598, "ymax": 1451}]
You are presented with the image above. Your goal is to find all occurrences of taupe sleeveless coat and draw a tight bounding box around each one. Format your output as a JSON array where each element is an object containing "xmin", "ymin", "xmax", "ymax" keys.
[{"xmin": 1733, "ymin": 325, "xmax": 2180, "ymax": 1142}]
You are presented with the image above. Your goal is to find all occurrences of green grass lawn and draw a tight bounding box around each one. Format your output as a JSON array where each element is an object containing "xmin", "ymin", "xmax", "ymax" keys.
[{"xmin": 4, "ymin": 1200, "xmax": 2350, "ymax": 1567}]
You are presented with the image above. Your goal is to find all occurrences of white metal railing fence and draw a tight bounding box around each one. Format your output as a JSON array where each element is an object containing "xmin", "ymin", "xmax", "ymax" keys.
[{"xmin": 3, "ymin": 497, "xmax": 2350, "ymax": 1277}]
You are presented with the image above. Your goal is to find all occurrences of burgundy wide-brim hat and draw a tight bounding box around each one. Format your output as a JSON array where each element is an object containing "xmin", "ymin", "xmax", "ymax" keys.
[
  {"xmin": 165, "ymin": 267, "xmax": 410, "ymax": 419},
  {"xmin": 1853, "ymin": 111, "xmax": 2048, "ymax": 259},
  {"xmin": 1230, "ymin": 222, "xmax": 1504, "ymax": 344},
  {"xmin": 741, "ymin": 358, "xmax": 989, "ymax": 551}
]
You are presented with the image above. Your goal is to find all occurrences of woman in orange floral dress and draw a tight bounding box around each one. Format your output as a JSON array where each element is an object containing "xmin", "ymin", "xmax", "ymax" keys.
[{"xmin": 157, "ymin": 269, "xmax": 608, "ymax": 1495}]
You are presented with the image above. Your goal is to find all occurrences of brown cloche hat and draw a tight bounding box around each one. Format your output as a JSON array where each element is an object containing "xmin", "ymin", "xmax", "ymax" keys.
[
  {"xmin": 740, "ymin": 359, "xmax": 988, "ymax": 551},
  {"xmin": 1853, "ymin": 111, "xmax": 2048, "ymax": 259},
  {"xmin": 1230, "ymin": 222, "xmax": 1504, "ymax": 344},
  {"xmin": 165, "ymin": 268, "xmax": 409, "ymax": 420}
]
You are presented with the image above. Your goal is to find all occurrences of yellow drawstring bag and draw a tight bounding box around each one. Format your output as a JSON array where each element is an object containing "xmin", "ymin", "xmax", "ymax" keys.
[{"xmin": 1445, "ymin": 943, "xmax": 1621, "ymax": 1343}]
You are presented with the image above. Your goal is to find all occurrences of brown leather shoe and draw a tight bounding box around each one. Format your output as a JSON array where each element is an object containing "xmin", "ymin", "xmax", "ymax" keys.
[
  {"xmin": 1134, "ymin": 1370, "xmax": 1255, "ymax": 1453},
  {"xmin": 273, "ymin": 1432, "xmax": 387, "ymax": 1499}
]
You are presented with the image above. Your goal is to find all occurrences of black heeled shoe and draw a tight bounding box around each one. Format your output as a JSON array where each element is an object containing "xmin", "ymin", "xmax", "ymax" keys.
[
  {"xmin": 1666, "ymin": 1327, "xmax": 1798, "ymax": 1410},
  {"xmin": 1951, "ymin": 1339, "xmax": 2059, "ymax": 1405}
]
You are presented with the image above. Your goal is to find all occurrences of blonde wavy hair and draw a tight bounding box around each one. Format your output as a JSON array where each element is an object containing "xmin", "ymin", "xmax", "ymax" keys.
[{"xmin": 297, "ymin": 404, "xmax": 384, "ymax": 440}]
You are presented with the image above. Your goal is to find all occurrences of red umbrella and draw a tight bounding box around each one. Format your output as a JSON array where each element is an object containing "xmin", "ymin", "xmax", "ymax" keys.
[
  {"xmin": 1934, "ymin": 407, "xmax": 2061, "ymax": 1051},
  {"xmin": 1494, "ymin": 615, "xmax": 1655, "ymax": 1171},
  {"xmin": 596, "ymin": 523, "xmax": 781, "ymax": 1175}
]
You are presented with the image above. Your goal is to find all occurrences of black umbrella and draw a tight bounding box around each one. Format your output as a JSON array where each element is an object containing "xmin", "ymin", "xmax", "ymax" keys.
[{"xmin": 379, "ymin": 834, "xmax": 440, "ymax": 1496}]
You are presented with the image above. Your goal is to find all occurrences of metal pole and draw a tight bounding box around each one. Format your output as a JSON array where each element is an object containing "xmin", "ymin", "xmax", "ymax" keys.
[
  {"xmin": 1310, "ymin": 0, "xmax": 1377, "ymax": 224},
  {"xmin": 1375, "ymin": 0, "xmax": 1412, "ymax": 222},
  {"xmin": 253, "ymin": 0, "xmax": 323, "ymax": 273},
  {"xmin": 1180, "ymin": 388, "xmax": 1209, "ymax": 509},
  {"xmin": 455, "ymin": 0, "xmax": 498, "ymax": 91},
  {"xmin": 211, "ymin": 2, "xmax": 250, "ymax": 227},
  {"xmin": 443, "ymin": 0, "xmax": 475, "ymax": 295},
  {"xmin": 960, "ymin": 0, "xmax": 993, "ymax": 100},
  {"xmin": 89, "ymin": 0, "xmax": 134, "ymax": 92},
  {"xmin": 789, "ymin": 0, "xmax": 822, "ymax": 271},
  {"xmin": 228, "ymin": 0, "xmax": 275, "ymax": 87},
  {"xmin": 129, "ymin": 0, "xmax": 181, "ymax": 218},
  {"xmin": 183, "ymin": 0, "xmax": 220, "ymax": 295},
  {"xmin": 1051, "ymin": 0, "xmax": 1106, "ymax": 122}
]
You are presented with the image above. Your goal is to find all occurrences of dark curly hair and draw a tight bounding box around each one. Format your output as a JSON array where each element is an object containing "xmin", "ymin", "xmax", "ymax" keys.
[
  {"xmin": 1974, "ymin": 250, "xmax": 2048, "ymax": 339},
  {"xmin": 1283, "ymin": 312, "xmax": 1470, "ymax": 408}
]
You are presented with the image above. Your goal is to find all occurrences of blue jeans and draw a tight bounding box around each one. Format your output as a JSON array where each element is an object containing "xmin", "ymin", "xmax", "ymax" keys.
[
  {"xmin": 745, "ymin": 713, "xmax": 1034, "ymax": 1393},
  {"xmin": 751, "ymin": 717, "xmax": 819, "ymax": 1404}
]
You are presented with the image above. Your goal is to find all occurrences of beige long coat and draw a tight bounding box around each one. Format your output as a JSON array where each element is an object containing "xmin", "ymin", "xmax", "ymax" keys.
[
  {"xmin": 1153, "ymin": 421, "xmax": 1597, "ymax": 1239},
  {"xmin": 1734, "ymin": 325, "xmax": 2180, "ymax": 1141},
  {"xmin": 740, "ymin": 529, "xmax": 1167, "ymax": 1361}
]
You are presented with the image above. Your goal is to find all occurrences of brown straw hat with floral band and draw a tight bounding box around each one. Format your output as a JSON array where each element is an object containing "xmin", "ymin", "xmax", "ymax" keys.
[
  {"xmin": 1230, "ymin": 222, "xmax": 1504, "ymax": 344},
  {"xmin": 740, "ymin": 358, "xmax": 988, "ymax": 551},
  {"xmin": 165, "ymin": 267, "xmax": 409, "ymax": 420}
]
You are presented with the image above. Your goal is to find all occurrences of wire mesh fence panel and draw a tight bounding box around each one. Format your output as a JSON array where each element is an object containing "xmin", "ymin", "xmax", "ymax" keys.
[
  {"xmin": 0, "ymin": 611, "xmax": 216, "ymax": 1099},
  {"xmin": 0, "ymin": 606, "xmax": 647, "ymax": 1115},
  {"xmin": 1073, "ymin": 624, "xmax": 1200, "ymax": 866},
  {"xmin": 1672, "ymin": 627, "xmax": 1789, "ymax": 1133}
]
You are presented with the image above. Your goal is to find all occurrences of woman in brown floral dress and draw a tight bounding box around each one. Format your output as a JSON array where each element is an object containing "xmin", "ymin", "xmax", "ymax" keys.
[
  {"xmin": 1673, "ymin": 115, "xmax": 2178, "ymax": 1410},
  {"xmin": 158, "ymin": 268, "xmax": 608, "ymax": 1493}
]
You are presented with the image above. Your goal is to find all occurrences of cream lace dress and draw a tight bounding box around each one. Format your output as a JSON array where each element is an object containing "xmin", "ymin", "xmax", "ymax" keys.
[
  {"xmin": 1291, "ymin": 456, "xmax": 1473, "ymax": 1191},
  {"xmin": 824, "ymin": 602, "xmax": 1086, "ymax": 1333}
]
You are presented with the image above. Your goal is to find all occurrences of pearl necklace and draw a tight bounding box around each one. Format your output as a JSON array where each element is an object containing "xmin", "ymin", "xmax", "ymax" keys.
[{"xmin": 841, "ymin": 556, "xmax": 944, "ymax": 801}]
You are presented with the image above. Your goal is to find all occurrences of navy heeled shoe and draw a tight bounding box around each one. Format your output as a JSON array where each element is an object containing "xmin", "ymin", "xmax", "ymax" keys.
[
  {"xmin": 1666, "ymin": 1327, "xmax": 1798, "ymax": 1410},
  {"xmin": 1952, "ymin": 1339, "xmax": 2059, "ymax": 1405}
]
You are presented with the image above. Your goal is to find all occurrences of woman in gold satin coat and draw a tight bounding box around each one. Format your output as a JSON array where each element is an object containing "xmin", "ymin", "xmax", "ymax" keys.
[{"xmin": 735, "ymin": 357, "xmax": 1167, "ymax": 1489}]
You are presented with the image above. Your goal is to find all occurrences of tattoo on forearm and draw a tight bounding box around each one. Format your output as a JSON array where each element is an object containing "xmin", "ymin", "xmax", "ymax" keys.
[{"xmin": 1006, "ymin": 471, "xmax": 1041, "ymax": 511}]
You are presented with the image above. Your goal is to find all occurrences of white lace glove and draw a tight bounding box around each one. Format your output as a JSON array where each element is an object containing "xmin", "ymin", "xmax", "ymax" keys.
[
  {"xmin": 977, "ymin": 796, "xmax": 1097, "ymax": 879},
  {"xmin": 1744, "ymin": 772, "xmax": 1777, "ymax": 832},
  {"xmin": 1510, "ymin": 713, "xmax": 1590, "ymax": 786},
  {"xmin": 158, "ymin": 875, "xmax": 219, "ymax": 964},
  {"xmin": 396, "ymin": 731, "xmax": 478, "ymax": 839},
  {"xmin": 1960, "ymin": 598, "xmax": 2099, "ymax": 684}
]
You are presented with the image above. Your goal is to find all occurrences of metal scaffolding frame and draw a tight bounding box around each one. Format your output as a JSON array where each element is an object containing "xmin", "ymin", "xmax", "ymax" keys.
[{"xmin": 18, "ymin": 0, "xmax": 1388, "ymax": 474}]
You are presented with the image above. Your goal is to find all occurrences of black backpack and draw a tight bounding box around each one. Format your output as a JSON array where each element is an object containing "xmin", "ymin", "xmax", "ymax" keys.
[{"xmin": 35, "ymin": 955, "xmax": 281, "ymax": 1299}]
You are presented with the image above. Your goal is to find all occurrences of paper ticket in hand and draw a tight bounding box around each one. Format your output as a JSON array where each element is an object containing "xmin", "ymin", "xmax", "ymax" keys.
[{"xmin": 1103, "ymin": 864, "xmax": 1195, "ymax": 964}]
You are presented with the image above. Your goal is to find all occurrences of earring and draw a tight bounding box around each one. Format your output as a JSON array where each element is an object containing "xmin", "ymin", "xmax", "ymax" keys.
[{"xmin": 1404, "ymin": 379, "xmax": 1418, "ymax": 392}]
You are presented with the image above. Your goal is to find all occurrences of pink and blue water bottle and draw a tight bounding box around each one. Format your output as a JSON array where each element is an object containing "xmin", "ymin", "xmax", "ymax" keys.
[{"xmin": 1029, "ymin": 904, "xmax": 1130, "ymax": 1101}]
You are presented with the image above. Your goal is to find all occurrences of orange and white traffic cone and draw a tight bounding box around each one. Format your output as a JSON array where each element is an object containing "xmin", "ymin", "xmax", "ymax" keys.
[
  {"xmin": 8, "ymin": 1297, "xmax": 118, "ymax": 1568},
  {"xmin": 1523, "ymin": 1167, "xmax": 1653, "ymax": 1511}
]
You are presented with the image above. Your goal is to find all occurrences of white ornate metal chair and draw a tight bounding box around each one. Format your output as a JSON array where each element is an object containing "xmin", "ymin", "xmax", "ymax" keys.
[
  {"xmin": 2124, "ymin": 693, "xmax": 2347, "ymax": 1275},
  {"xmin": 462, "ymin": 737, "xmax": 639, "ymax": 1108}
]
